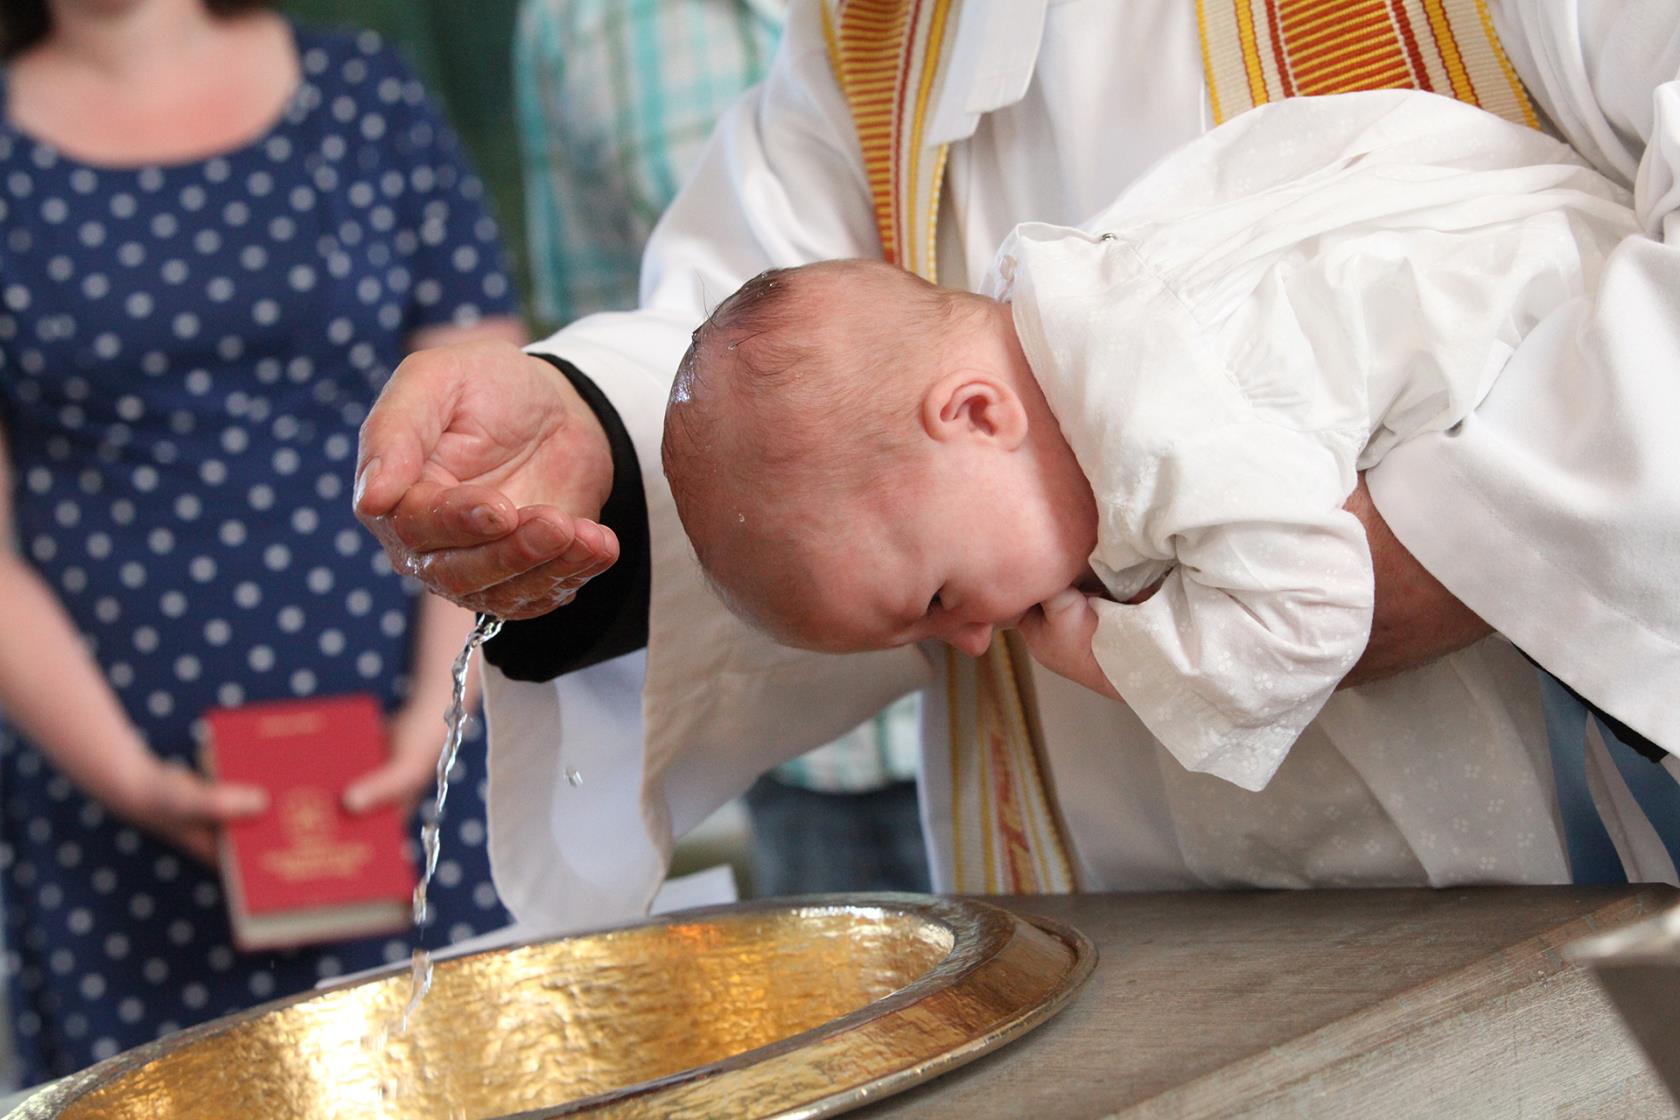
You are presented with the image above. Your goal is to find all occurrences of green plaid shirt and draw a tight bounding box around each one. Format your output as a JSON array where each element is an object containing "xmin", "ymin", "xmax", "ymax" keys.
[{"xmin": 515, "ymin": 0, "xmax": 784, "ymax": 330}]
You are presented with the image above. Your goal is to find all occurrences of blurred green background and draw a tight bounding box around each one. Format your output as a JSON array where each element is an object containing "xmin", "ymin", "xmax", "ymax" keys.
[{"xmin": 283, "ymin": 0, "xmax": 532, "ymax": 320}]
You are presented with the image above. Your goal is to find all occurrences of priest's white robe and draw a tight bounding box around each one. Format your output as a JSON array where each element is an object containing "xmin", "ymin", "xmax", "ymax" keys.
[{"xmin": 486, "ymin": 0, "xmax": 1680, "ymax": 931}]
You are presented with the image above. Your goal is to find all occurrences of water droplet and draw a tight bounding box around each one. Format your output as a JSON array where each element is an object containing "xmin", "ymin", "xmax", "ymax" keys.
[
  {"xmin": 397, "ymin": 948, "xmax": 434, "ymax": 1035},
  {"xmin": 565, "ymin": 767, "xmax": 583, "ymax": 787}
]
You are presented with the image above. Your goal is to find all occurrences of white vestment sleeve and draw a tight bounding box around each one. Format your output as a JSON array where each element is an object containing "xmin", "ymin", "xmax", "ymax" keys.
[
  {"xmin": 487, "ymin": 2, "xmax": 933, "ymax": 931},
  {"xmin": 1373, "ymin": 1, "xmax": 1680, "ymax": 757}
]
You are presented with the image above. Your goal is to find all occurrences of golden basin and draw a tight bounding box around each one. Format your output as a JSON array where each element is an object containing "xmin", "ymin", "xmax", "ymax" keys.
[{"xmin": 6, "ymin": 894, "xmax": 1093, "ymax": 1119}]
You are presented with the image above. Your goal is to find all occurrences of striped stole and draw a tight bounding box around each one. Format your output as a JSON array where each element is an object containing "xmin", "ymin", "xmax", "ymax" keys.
[
  {"xmin": 823, "ymin": 0, "xmax": 1079, "ymax": 894},
  {"xmin": 820, "ymin": 0, "xmax": 956, "ymax": 280},
  {"xmin": 1197, "ymin": 0, "xmax": 1537, "ymax": 128},
  {"xmin": 821, "ymin": 0, "xmax": 1536, "ymax": 895}
]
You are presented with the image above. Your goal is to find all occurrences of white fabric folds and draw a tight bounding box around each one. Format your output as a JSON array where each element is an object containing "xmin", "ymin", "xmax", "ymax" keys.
[{"xmin": 999, "ymin": 91, "xmax": 1638, "ymax": 789}]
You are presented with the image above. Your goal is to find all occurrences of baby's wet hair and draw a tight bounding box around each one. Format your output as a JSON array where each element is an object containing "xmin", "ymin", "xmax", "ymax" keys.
[
  {"xmin": 662, "ymin": 259, "xmax": 972, "ymax": 617},
  {"xmin": 665, "ymin": 258, "xmax": 962, "ymax": 503}
]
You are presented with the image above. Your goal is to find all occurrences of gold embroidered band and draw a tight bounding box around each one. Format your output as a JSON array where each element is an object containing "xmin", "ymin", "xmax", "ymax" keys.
[{"xmin": 1196, "ymin": 0, "xmax": 1537, "ymax": 128}]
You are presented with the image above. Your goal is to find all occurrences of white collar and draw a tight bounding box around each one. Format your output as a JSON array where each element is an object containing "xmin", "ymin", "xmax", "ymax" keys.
[{"xmin": 926, "ymin": 0, "xmax": 1050, "ymax": 145}]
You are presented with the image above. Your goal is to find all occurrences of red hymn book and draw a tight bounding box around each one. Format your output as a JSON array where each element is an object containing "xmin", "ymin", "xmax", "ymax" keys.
[{"xmin": 202, "ymin": 693, "xmax": 415, "ymax": 952}]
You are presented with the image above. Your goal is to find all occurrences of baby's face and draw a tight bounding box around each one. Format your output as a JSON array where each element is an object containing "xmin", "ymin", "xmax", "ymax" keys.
[{"xmin": 758, "ymin": 443, "xmax": 1095, "ymax": 657}]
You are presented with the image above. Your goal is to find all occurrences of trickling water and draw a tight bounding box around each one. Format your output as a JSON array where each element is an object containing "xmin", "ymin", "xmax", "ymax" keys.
[
  {"xmin": 396, "ymin": 947, "xmax": 432, "ymax": 1035},
  {"xmin": 396, "ymin": 611, "xmax": 502, "ymax": 1034}
]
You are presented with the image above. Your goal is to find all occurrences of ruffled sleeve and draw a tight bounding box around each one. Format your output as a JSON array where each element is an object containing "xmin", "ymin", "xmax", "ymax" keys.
[{"xmin": 1007, "ymin": 231, "xmax": 1371, "ymax": 790}]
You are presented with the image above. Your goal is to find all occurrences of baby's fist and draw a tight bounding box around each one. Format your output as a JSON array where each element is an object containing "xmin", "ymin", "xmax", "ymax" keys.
[{"xmin": 1017, "ymin": 590, "xmax": 1122, "ymax": 703}]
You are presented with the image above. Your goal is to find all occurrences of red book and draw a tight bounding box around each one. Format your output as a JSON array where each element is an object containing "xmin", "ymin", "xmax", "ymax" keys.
[{"xmin": 202, "ymin": 694, "xmax": 415, "ymax": 952}]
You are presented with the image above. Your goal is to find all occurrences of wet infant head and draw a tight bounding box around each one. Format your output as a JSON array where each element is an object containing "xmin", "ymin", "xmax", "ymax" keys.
[{"xmin": 662, "ymin": 259, "xmax": 1097, "ymax": 657}]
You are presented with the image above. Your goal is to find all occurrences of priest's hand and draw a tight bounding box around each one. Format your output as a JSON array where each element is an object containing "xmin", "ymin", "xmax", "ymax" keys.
[
  {"xmin": 355, "ymin": 340, "xmax": 621, "ymax": 619},
  {"xmin": 1016, "ymin": 590, "xmax": 1123, "ymax": 703}
]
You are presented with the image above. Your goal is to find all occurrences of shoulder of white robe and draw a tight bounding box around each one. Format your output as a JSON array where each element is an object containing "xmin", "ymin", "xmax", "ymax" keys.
[
  {"xmin": 1487, "ymin": 0, "xmax": 1680, "ymax": 187},
  {"xmin": 926, "ymin": 0, "xmax": 1049, "ymax": 146}
]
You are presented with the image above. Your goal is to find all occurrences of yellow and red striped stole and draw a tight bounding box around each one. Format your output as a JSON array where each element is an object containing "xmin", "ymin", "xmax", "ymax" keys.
[
  {"xmin": 821, "ymin": 0, "xmax": 956, "ymax": 281},
  {"xmin": 823, "ymin": 0, "xmax": 1080, "ymax": 895},
  {"xmin": 1197, "ymin": 0, "xmax": 1538, "ymax": 128}
]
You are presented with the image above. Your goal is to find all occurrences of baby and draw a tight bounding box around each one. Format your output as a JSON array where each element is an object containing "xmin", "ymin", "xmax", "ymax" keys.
[{"xmin": 661, "ymin": 91, "xmax": 1636, "ymax": 792}]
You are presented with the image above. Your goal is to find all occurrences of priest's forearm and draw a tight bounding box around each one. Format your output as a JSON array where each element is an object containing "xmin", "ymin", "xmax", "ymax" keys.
[{"xmin": 1341, "ymin": 474, "xmax": 1490, "ymax": 688}]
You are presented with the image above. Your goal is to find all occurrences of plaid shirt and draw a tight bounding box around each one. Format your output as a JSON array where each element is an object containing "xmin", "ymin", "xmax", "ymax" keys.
[
  {"xmin": 515, "ymin": 0, "xmax": 785, "ymax": 329},
  {"xmin": 514, "ymin": 0, "xmax": 917, "ymax": 791}
]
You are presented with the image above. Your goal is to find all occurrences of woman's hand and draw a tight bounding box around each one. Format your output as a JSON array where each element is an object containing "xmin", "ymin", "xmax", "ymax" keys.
[
  {"xmin": 107, "ymin": 755, "xmax": 268, "ymax": 866},
  {"xmin": 1016, "ymin": 590, "xmax": 1122, "ymax": 702},
  {"xmin": 342, "ymin": 702, "xmax": 454, "ymax": 820},
  {"xmin": 355, "ymin": 340, "xmax": 622, "ymax": 619}
]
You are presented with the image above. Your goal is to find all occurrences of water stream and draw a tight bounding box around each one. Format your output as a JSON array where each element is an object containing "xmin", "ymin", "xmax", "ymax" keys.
[{"xmin": 396, "ymin": 611, "xmax": 503, "ymax": 1033}]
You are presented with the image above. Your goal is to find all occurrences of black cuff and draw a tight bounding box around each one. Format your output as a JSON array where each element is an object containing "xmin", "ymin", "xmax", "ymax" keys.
[{"xmin": 481, "ymin": 354, "xmax": 652, "ymax": 682}]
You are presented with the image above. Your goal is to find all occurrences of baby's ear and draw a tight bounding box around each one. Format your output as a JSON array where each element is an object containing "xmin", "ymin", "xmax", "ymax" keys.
[{"xmin": 920, "ymin": 371, "xmax": 1028, "ymax": 449}]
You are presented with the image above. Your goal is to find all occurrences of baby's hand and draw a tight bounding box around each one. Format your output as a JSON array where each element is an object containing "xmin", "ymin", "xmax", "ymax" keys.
[{"xmin": 1016, "ymin": 590, "xmax": 1122, "ymax": 703}]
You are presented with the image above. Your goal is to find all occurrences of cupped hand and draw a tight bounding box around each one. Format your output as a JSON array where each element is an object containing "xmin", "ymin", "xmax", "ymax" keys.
[
  {"xmin": 1016, "ymin": 590, "xmax": 1122, "ymax": 702},
  {"xmin": 111, "ymin": 757, "xmax": 269, "ymax": 866},
  {"xmin": 355, "ymin": 340, "xmax": 622, "ymax": 619}
]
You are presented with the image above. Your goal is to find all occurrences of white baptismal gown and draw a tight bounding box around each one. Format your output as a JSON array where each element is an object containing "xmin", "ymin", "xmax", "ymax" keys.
[{"xmin": 999, "ymin": 90, "xmax": 1637, "ymax": 791}]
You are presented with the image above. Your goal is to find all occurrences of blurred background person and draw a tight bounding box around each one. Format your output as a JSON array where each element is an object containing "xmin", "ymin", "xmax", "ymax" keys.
[
  {"xmin": 0, "ymin": 0, "xmax": 522, "ymax": 1082},
  {"xmin": 517, "ymin": 0, "xmax": 780, "ymax": 332},
  {"xmin": 512, "ymin": 0, "xmax": 928, "ymax": 897}
]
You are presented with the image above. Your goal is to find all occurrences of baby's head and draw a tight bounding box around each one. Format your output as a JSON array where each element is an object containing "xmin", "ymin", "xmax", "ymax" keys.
[{"xmin": 662, "ymin": 259, "xmax": 1096, "ymax": 656}]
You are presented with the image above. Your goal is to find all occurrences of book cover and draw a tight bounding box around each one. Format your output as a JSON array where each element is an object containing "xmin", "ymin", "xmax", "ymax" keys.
[{"xmin": 202, "ymin": 693, "xmax": 415, "ymax": 952}]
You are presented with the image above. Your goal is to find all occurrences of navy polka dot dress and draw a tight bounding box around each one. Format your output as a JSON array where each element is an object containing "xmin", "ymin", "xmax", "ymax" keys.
[{"xmin": 0, "ymin": 26, "xmax": 516, "ymax": 1083}]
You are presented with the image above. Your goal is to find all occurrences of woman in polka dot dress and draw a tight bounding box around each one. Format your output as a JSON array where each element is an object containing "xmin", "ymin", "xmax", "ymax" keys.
[{"xmin": 0, "ymin": 0, "xmax": 520, "ymax": 1083}]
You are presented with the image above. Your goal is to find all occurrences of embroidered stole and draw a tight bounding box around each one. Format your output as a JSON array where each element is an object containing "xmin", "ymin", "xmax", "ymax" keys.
[
  {"xmin": 820, "ymin": 0, "xmax": 956, "ymax": 280},
  {"xmin": 822, "ymin": 0, "xmax": 1535, "ymax": 894},
  {"xmin": 1197, "ymin": 0, "xmax": 1537, "ymax": 128}
]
